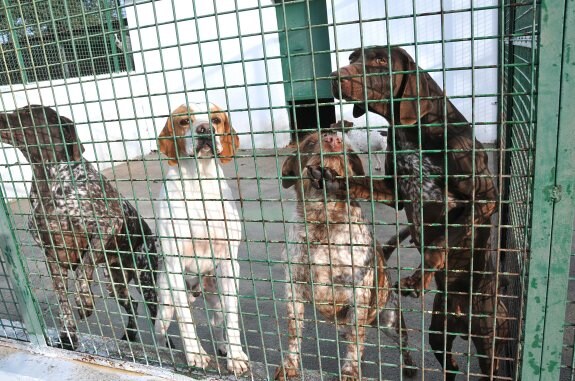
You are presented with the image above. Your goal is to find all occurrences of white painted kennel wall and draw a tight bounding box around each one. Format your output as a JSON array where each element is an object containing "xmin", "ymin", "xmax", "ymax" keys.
[
  {"xmin": 329, "ymin": 0, "xmax": 499, "ymax": 140},
  {"xmin": 0, "ymin": 0, "xmax": 497, "ymax": 198}
]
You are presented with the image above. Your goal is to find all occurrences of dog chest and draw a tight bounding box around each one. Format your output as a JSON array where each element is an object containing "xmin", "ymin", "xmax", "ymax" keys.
[
  {"xmin": 157, "ymin": 178, "xmax": 241, "ymax": 242},
  {"xmin": 28, "ymin": 163, "xmax": 123, "ymax": 246},
  {"xmin": 286, "ymin": 208, "xmax": 375, "ymax": 288}
]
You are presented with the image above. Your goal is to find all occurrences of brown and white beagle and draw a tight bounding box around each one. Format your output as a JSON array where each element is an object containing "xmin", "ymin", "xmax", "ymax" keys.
[{"xmin": 154, "ymin": 103, "xmax": 248, "ymax": 375}]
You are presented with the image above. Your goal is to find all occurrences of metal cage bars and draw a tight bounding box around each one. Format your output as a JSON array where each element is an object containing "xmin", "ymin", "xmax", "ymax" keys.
[{"xmin": 0, "ymin": 0, "xmax": 572, "ymax": 380}]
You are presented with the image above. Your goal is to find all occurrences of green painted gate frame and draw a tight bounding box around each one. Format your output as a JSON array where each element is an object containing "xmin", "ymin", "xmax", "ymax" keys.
[
  {"xmin": 0, "ymin": 186, "xmax": 46, "ymax": 347},
  {"xmin": 521, "ymin": 0, "xmax": 575, "ymax": 379}
]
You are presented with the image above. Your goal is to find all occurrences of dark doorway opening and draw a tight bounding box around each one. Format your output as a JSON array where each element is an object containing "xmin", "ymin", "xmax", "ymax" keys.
[{"xmin": 288, "ymin": 98, "xmax": 336, "ymax": 144}]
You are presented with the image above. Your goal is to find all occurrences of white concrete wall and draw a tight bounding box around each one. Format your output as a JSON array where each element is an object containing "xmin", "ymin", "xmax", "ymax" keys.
[
  {"xmin": 329, "ymin": 0, "xmax": 499, "ymax": 140},
  {"xmin": 0, "ymin": 0, "xmax": 498, "ymax": 198}
]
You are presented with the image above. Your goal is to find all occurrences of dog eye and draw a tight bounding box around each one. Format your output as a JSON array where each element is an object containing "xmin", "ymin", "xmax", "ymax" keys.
[
  {"xmin": 179, "ymin": 118, "xmax": 190, "ymax": 126},
  {"xmin": 211, "ymin": 117, "xmax": 221, "ymax": 124}
]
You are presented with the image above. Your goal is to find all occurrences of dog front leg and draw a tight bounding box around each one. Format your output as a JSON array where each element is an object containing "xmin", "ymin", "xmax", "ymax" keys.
[
  {"xmin": 373, "ymin": 153, "xmax": 383, "ymax": 171},
  {"xmin": 108, "ymin": 268, "xmax": 139, "ymax": 342},
  {"xmin": 402, "ymin": 143, "xmax": 497, "ymax": 297},
  {"xmin": 166, "ymin": 260, "xmax": 210, "ymax": 369},
  {"xmin": 75, "ymin": 235, "xmax": 109, "ymax": 319},
  {"xmin": 218, "ymin": 259, "xmax": 249, "ymax": 375},
  {"xmin": 274, "ymin": 284, "xmax": 305, "ymax": 380},
  {"xmin": 202, "ymin": 276, "xmax": 227, "ymax": 356}
]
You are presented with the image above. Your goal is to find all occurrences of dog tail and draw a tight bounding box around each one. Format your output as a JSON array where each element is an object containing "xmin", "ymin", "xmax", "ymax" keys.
[
  {"xmin": 135, "ymin": 220, "xmax": 159, "ymax": 321},
  {"xmin": 380, "ymin": 227, "xmax": 411, "ymax": 261},
  {"xmin": 121, "ymin": 200, "xmax": 159, "ymax": 321}
]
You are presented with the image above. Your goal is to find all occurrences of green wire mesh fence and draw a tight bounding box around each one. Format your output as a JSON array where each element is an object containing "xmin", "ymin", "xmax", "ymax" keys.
[
  {"xmin": 0, "ymin": 0, "xmax": 573, "ymax": 380},
  {"xmin": 0, "ymin": 248, "xmax": 28, "ymax": 342}
]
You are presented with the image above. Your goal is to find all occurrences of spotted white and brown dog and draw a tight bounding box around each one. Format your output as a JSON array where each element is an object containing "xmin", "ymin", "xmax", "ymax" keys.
[
  {"xmin": 153, "ymin": 103, "xmax": 248, "ymax": 374},
  {"xmin": 275, "ymin": 131, "xmax": 415, "ymax": 380},
  {"xmin": 0, "ymin": 104, "xmax": 158, "ymax": 349}
]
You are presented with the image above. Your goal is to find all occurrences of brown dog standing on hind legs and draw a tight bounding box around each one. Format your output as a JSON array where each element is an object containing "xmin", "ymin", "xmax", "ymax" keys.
[
  {"xmin": 275, "ymin": 131, "xmax": 416, "ymax": 381},
  {"xmin": 313, "ymin": 46, "xmax": 510, "ymax": 380}
]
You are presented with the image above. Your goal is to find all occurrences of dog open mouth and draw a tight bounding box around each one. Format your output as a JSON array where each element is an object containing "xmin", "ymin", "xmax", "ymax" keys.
[{"xmin": 196, "ymin": 139, "xmax": 215, "ymax": 155}]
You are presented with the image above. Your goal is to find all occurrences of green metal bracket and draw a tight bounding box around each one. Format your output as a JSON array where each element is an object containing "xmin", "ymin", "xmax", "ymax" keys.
[
  {"xmin": 0, "ymin": 189, "xmax": 47, "ymax": 347},
  {"xmin": 1, "ymin": 0, "xmax": 28, "ymax": 84},
  {"xmin": 521, "ymin": 0, "xmax": 575, "ymax": 379},
  {"xmin": 274, "ymin": 0, "xmax": 332, "ymax": 101},
  {"xmin": 102, "ymin": 0, "xmax": 121, "ymax": 73}
]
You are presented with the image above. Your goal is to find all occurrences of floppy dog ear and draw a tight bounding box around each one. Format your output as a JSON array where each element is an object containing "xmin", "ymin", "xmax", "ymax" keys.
[
  {"xmin": 281, "ymin": 155, "xmax": 299, "ymax": 189},
  {"xmin": 398, "ymin": 50, "xmax": 432, "ymax": 125},
  {"xmin": 348, "ymin": 152, "xmax": 365, "ymax": 176},
  {"xmin": 158, "ymin": 109, "xmax": 181, "ymax": 167},
  {"xmin": 219, "ymin": 115, "xmax": 239, "ymax": 164}
]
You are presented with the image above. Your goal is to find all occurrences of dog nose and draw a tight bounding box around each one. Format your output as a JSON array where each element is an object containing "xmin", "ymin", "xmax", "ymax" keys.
[
  {"xmin": 331, "ymin": 67, "xmax": 352, "ymax": 80},
  {"xmin": 323, "ymin": 133, "xmax": 341, "ymax": 146},
  {"xmin": 331, "ymin": 68, "xmax": 351, "ymax": 99},
  {"xmin": 195, "ymin": 123, "xmax": 211, "ymax": 135}
]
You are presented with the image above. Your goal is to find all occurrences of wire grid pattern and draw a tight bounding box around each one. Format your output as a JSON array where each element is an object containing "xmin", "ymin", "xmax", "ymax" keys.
[
  {"xmin": 500, "ymin": 1, "xmax": 539, "ymax": 379},
  {"xmin": 0, "ymin": 0, "xmax": 132, "ymax": 85},
  {"xmin": 0, "ymin": 247, "xmax": 28, "ymax": 342},
  {"xmin": 0, "ymin": 0, "xmax": 542, "ymax": 380}
]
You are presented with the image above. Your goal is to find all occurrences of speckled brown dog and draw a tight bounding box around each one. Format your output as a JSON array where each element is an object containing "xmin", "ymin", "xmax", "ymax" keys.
[
  {"xmin": 275, "ymin": 132, "xmax": 415, "ymax": 381},
  {"xmin": 0, "ymin": 105, "xmax": 158, "ymax": 349},
  {"xmin": 318, "ymin": 46, "xmax": 510, "ymax": 379}
]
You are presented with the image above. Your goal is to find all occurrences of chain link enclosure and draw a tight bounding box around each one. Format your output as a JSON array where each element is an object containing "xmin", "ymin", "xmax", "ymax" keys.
[{"xmin": 0, "ymin": 1, "xmax": 574, "ymax": 380}]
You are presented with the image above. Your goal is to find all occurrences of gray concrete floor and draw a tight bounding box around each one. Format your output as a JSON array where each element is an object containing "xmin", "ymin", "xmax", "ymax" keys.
[
  {"xmin": 0, "ymin": 148, "xmax": 517, "ymax": 380},
  {"xmin": 0, "ymin": 340, "xmax": 168, "ymax": 381}
]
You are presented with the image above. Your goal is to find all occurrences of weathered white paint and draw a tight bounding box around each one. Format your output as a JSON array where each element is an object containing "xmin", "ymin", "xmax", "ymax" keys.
[{"xmin": 1, "ymin": 0, "xmax": 498, "ymax": 198}]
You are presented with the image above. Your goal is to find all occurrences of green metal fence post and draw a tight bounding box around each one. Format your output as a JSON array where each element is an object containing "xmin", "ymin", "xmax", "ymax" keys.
[
  {"xmin": 273, "ymin": 0, "xmax": 335, "ymax": 141},
  {"xmin": 521, "ymin": 0, "xmax": 575, "ymax": 379},
  {"xmin": 0, "ymin": 189, "xmax": 46, "ymax": 347},
  {"xmin": 273, "ymin": 0, "xmax": 332, "ymax": 101}
]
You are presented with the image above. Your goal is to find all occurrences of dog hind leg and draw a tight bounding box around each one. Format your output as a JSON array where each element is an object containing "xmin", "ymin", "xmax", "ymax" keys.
[
  {"xmin": 108, "ymin": 267, "xmax": 139, "ymax": 342},
  {"xmin": 380, "ymin": 292, "xmax": 417, "ymax": 377},
  {"xmin": 471, "ymin": 295, "xmax": 510, "ymax": 380},
  {"xmin": 74, "ymin": 231, "xmax": 115, "ymax": 319},
  {"xmin": 49, "ymin": 261, "xmax": 78, "ymax": 349},
  {"xmin": 429, "ymin": 294, "xmax": 460, "ymax": 381}
]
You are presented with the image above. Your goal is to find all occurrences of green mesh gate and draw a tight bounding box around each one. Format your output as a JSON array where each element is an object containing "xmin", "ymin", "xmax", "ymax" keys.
[
  {"xmin": 499, "ymin": 1, "xmax": 539, "ymax": 378},
  {"xmin": 0, "ymin": 1, "xmax": 574, "ymax": 380}
]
